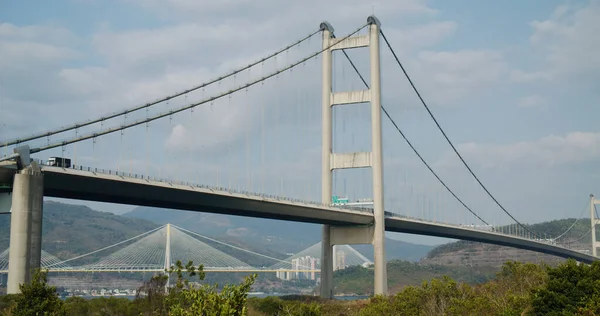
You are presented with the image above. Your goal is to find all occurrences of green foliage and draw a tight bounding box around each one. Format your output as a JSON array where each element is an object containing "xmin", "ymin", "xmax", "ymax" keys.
[
  {"xmin": 168, "ymin": 276, "xmax": 256, "ymax": 316},
  {"xmin": 333, "ymin": 259, "xmax": 496, "ymax": 295},
  {"xmin": 135, "ymin": 272, "xmax": 169, "ymax": 314},
  {"xmin": 248, "ymin": 296, "xmax": 284, "ymax": 315},
  {"xmin": 4, "ymin": 259, "xmax": 600, "ymax": 315},
  {"xmin": 66, "ymin": 296, "xmax": 140, "ymax": 316},
  {"xmin": 12, "ymin": 269, "xmax": 66, "ymax": 316},
  {"xmin": 0, "ymin": 294, "xmax": 18, "ymax": 314},
  {"xmin": 247, "ymin": 296, "xmax": 322, "ymax": 316},
  {"xmin": 162, "ymin": 260, "xmax": 257, "ymax": 315},
  {"xmin": 426, "ymin": 240, "xmax": 475, "ymax": 258},
  {"xmin": 531, "ymin": 259, "xmax": 600, "ymax": 315}
]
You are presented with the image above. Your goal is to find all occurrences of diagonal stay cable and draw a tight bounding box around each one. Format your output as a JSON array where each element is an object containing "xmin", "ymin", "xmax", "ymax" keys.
[
  {"xmin": 553, "ymin": 200, "xmax": 590, "ymax": 240},
  {"xmin": 2, "ymin": 29, "xmax": 322, "ymax": 148},
  {"xmin": 558, "ymin": 203, "xmax": 597, "ymax": 247},
  {"xmin": 561, "ymin": 228, "xmax": 592, "ymax": 245},
  {"xmin": 379, "ymin": 29, "xmax": 538, "ymax": 237},
  {"xmin": 28, "ymin": 24, "xmax": 368, "ymax": 155},
  {"xmin": 173, "ymin": 225, "xmax": 313, "ymax": 269},
  {"xmin": 46, "ymin": 224, "xmax": 166, "ymax": 267},
  {"xmin": 333, "ymin": 33, "xmax": 490, "ymax": 227}
]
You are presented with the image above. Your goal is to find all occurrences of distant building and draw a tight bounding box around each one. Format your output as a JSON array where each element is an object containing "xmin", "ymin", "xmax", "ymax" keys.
[
  {"xmin": 335, "ymin": 250, "xmax": 346, "ymax": 271},
  {"xmin": 275, "ymin": 268, "xmax": 290, "ymax": 281},
  {"xmin": 277, "ymin": 256, "xmax": 318, "ymax": 281}
]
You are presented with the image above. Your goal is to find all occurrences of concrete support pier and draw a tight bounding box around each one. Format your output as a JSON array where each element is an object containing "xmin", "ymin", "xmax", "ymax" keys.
[
  {"xmin": 368, "ymin": 16, "xmax": 388, "ymax": 296},
  {"xmin": 319, "ymin": 20, "xmax": 335, "ymax": 298},
  {"xmin": 7, "ymin": 162, "xmax": 44, "ymax": 294},
  {"xmin": 320, "ymin": 225, "xmax": 334, "ymax": 297}
]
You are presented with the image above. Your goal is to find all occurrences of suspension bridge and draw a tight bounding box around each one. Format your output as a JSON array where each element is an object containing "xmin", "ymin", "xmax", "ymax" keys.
[{"xmin": 0, "ymin": 16, "xmax": 598, "ymax": 297}]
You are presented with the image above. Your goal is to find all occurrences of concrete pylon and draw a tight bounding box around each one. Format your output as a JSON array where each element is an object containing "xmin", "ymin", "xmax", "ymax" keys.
[
  {"xmin": 164, "ymin": 223, "xmax": 172, "ymax": 292},
  {"xmin": 7, "ymin": 162, "xmax": 44, "ymax": 294},
  {"xmin": 368, "ymin": 16, "xmax": 388, "ymax": 296},
  {"xmin": 320, "ymin": 16, "xmax": 387, "ymax": 298},
  {"xmin": 590, "ymin": 195, "xmax": 599, "ymax": 257},
  {"xmin": 319, "ymin": 20, "xmax": 335, "ymax": 299}
]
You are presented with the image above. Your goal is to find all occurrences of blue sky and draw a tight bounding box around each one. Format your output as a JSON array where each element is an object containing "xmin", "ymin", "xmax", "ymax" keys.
[{"xmin": 1, "ymin": 0, "xmax": 599, "ymax": 246}]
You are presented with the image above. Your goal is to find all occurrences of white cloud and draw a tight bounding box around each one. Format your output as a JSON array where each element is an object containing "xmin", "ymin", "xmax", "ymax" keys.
[
  {"xmin": 382, "ymin": 21, "xmax": 457, "ymax": 52},
  {"xmin": 437, "ymin": 132, "xmax": 600, "ymax": 169},
  {"xmin": 518, "ymin": 95, "xmax": 546, "ymax": 108},
  {"xmin": 515, "ymin": 1, "xmax": 600, "ymax": 82},
  {"xmin": 0, "ymin": 22, "xmax": 79, "ymax": 68},
  {"xmin": 125, "ymin": 0, "xmax": 437, "ymax": 23},
  {"xmin": 0, "ymin": 23, "xmax": 76, "ymax": 43},
  {"xmin": 404, "ymin": 49, "xmax": 508, "ymax": 104}
]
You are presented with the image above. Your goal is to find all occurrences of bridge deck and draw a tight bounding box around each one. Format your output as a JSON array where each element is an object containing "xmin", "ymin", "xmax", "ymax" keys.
[
  {"xmin": 16, "ymin": 166, "xmax": 598, "ymax": 264},
  {"xmin": 41, "ymin": 166, "xmax": 373, "ymax": 226}
]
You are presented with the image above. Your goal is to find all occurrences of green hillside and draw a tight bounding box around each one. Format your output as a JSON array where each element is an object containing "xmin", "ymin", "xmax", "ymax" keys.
[
  {"xmin": 0, "ymin": 201, "xmax": 159, "ymax": 262},
  {"xmin": 424, "ymin": 218, "xmax": 595, "ymax": 264},
  {"xmin": 333, "ymin": 260, "xmax": 497, "ymax": 295}
]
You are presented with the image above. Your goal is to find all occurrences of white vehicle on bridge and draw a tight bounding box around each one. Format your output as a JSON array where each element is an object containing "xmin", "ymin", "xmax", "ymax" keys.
[{"xmin": 47, "ymin": 157, "xmax": 71, "ymax": 168}]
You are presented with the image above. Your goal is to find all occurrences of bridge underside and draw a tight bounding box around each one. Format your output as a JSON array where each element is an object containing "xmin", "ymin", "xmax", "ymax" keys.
[
  {"xmin": 42, "ymin": 168, "xmax": 372, "ymax": 227},
  {"xmin": 385, "ymin": 218, "xmax": 596, "ymax": 264}
]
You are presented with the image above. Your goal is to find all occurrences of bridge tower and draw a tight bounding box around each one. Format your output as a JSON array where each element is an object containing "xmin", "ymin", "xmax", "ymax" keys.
[
  {"xmin": 320, "ymin": 16, "xmax": 387, "ymax": 298},
  {"xmin": 590, "ymin": 195, "xmax": 600, "ymax": 257},
  {"xmin": 164, "ymin": 223, "xmax": 172, "ymax": 292},
  {"xmin": 6, "ymin": 146, "xmax": 44, "ymax": 294}
]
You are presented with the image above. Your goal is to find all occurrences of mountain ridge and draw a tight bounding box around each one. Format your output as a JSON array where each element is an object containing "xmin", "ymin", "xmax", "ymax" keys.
[{"xmin": 422, "ymin": 218, "xmax": 593, "ymax": 267}]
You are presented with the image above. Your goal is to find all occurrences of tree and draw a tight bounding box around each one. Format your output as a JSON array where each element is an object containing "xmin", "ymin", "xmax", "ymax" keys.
[
  {"xmin": 13, "ymin": 269, "xmax": 66, "ymax": 316},
  {"xmin": 136, "ymin": 272, "xmax": 169, "ymax": 314},
  {"xmin": 165, "ymin": 260, "xmax": 256, "ymax": 315},
  {"xmin": 531, "ymin": 259, "xmax": 600, "ymax": 315}
]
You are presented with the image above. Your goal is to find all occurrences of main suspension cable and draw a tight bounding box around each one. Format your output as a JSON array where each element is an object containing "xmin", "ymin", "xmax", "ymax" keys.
[
  {"xmin": 28, "ymin": 25, "xmax": 368, "ymax": 155},
  {"xmin": 2, "ymin": 29, "xmax": 323, "ymax": 147},
  {"xmin": 379, "ymin": 29, "xmax": 537, "ymax": 237}
]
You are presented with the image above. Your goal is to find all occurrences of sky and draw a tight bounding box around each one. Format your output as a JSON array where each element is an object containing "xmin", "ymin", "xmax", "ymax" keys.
[{"xmin": 1, "ymin": 0, "xmax": 599, "ymax": 246}]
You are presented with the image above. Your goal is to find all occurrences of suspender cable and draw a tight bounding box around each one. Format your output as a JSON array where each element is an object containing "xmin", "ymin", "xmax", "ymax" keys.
[
  {"xmin": 3, "ymin": 29, "xmax": 324, "ymax": 147},
  {"xmin": 379, "ymin": 29, "xmax": 538, "ymax": 238},
  {"xmin": 332, "ymin": 32, "xmax": 490, "ymax": 227}
]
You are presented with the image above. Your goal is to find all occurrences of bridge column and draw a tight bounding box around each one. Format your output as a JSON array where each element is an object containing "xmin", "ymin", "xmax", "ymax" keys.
[
  {"xmin": 320, "ymin": 20, "xmax": 335, "ymax": 299},
  {"xmin": 7, "ymin": 162, "xmax": 43, "ymax": 294},
  {"xmin": 368, "ymin": 16, "xmax": 387, "ymax": 296},
  {"xmin": 591, "ymin": 195, "xmax": 600, "ymax": 257},
  {"xmin": 319, "ymin": 16, "xmax": 387, "ymax": 298}
]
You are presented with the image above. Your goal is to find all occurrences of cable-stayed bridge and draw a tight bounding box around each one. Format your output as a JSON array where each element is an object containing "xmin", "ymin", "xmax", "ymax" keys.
[
  {"xmin": 0, "ymin": 16, "xmax": 598, "ymax": 297},
  {"xmin": 0, "ymin": 224, "xmax": 370, "ymax": 274}
]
